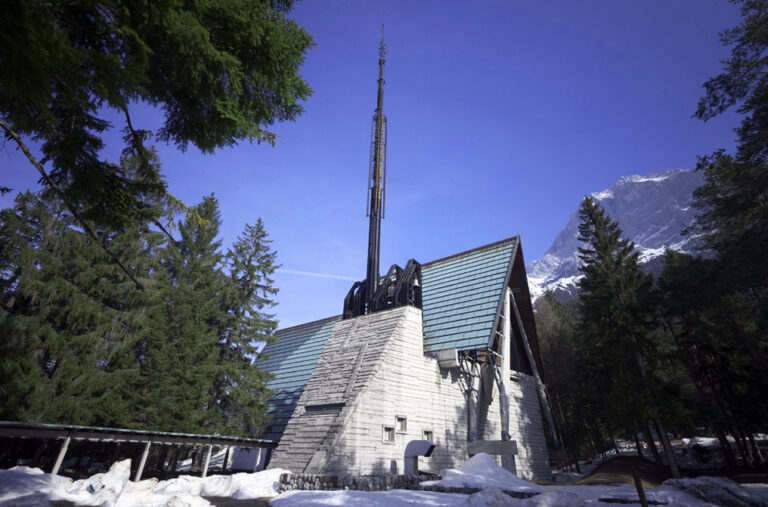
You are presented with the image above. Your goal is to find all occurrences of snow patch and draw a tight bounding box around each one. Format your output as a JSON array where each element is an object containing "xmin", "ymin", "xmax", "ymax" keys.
[
  {"xmin": 623, "ymin": 174, "xmax": 670, "ymax": 183},
  {"xmin": 0, "ymin": 460, "xmax": 287, "ymax": 506},
  {"xmin": 271, "ymin": 488, "xmax": 474, "ymax": 506},
  {"xmin": 591, "ymin": 190, "xmax": 613, "ymax": 200},
  {"xmin": 661, "ymin": 476, "xmax": 768, "ymax": 506},
  {"xmin": 524, "ymin": 490, "xmax": 584, "ymax": 506},
  {"xmin": 153, "ymin": 467, "xmax": 287, "ymax": 500},
  {"xmin": 425, "ymin": 453, "xmax": 542, "ymax": 493},
  {"xmin": 464, "ymin": 488, "xmax": 521, "ymax": 506}
]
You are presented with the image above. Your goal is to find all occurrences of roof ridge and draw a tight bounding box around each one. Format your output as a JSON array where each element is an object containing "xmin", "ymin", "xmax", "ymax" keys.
[
  {"xmin": 422, "ymin": 235, "xmax": 519, "ymax": 267},
  {"xmin": 275, "ymin": 315, "xmax": 341, "ymax": 336}
]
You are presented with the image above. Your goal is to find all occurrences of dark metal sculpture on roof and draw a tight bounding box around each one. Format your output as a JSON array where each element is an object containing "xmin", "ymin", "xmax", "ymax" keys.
[{"xmin": 343, "ymin": 27, "xmax": 422, "ymax": 319}]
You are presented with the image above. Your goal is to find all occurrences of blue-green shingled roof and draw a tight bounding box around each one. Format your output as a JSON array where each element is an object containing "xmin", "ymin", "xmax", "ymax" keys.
[
  {"xmin": 260, "ymin": 237, "xmax": 518, "ymax": 441},
  {"xmin": 259, "ymin": 316, "xmax": 339, "ymax": 441},
  {"xmin": 421, "ymin": 237, "xmax": 517, "ymax": 352}
]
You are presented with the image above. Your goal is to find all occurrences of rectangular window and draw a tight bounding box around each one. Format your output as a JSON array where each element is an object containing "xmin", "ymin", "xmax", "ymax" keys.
[
  {"xmin": 304, "ymin": 403, "xmax": 345, "ymax": 415},
  {"xmin": 396, "ymin": 416, "xmax": 407, "ymax": 432},
  {"xmin": 383, "ymin": 426, "xmax": 395, "ymax": 443},
  {"xmin": 423, "ymin": 430, "xmax": 433, "ymax": 442}
]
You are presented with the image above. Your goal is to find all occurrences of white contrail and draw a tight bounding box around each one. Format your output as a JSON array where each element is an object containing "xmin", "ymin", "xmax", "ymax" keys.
[{"xmin": 277, "ymin": 269, "xmax": 358, "ymax": 282}]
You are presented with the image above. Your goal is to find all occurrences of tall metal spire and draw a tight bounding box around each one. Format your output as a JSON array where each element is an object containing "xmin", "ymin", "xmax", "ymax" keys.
[
  {"xmin": 365, "ymin": 25, "xmax": 388, "ymax": 312},
  {"xmin": 343, "ymin": 27, "xmax": 421, "ymax": 320}
]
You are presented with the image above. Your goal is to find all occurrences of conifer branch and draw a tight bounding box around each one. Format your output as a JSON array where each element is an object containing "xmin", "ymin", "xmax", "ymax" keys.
[
  {"xmin": 0, "ymin": 118, "xmax": 145, "ymax": 291},
  {"xmin": 120, "ymin": 106, "xmax": 186, "ymax": 248}
]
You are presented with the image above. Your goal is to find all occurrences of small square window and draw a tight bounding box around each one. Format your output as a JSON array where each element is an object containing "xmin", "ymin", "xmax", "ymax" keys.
[
  {"xmin": 396, "ymin": 416, "xmax": 407, "ymax": 432},
  {"xmin": 423, "ymin": 430, "xmax": 433, "ymax": 442},
  {"xmin": 383, "ymin": 426, "xmax": 395, "ymax": 443}
]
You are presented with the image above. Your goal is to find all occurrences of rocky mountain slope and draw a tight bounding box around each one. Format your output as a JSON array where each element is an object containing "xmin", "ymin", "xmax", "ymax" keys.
[{"xmin": 527, "ymin": 168, "xmax": 704, "ymax": 301}]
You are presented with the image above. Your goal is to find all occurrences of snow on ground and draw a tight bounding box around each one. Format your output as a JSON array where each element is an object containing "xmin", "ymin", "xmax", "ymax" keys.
[
  {"xmin": 423, "ymin": 454, "xmax": 541, "ymax": 492},
  {"xmin": 2, "ymin": 452, "xmax": 766, "ymax": 506},
  {"xmin": 271, "ymin": 488, "xmax": 475, "ymax": 506},
  {"xmin": 0, "ymin": 459, "xmax": 288, "ymax": 506},
  {"xmin": 272, "ymin": 488, "xmax": 597, "ymax": 507}
]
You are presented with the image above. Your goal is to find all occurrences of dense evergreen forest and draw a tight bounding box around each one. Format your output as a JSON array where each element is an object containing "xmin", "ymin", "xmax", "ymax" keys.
[
  {"xmin": 536, "ymin": 0, "xmax": 768, "ymax": 474},
  {"xmin": 0, "ymin": 180, "xmax": 279, "ymax": 437}
]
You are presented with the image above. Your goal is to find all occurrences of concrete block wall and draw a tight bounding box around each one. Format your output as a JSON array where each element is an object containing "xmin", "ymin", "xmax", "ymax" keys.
[
  {"xmin": 270, "ymin": 305, "xmax": 550, "ymax": 480},
  {"xmin": 326, "ymin": 306, "xmax": 470, "ymax": 475},
  {"xmin": 507, "ymin": 373, "xmax": 551, "ymax": 479},
  {"xmin": 269, "ymin": 308, "xmax": 408, "ymax": 473}
]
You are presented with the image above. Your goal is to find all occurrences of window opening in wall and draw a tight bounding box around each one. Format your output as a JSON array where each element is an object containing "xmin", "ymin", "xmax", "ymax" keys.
[
  {"xmin": 396, "ymin": 416, "xmax": 407, "ymax": 432},
  {"xmin": 383, "ymin": 426, "xmax": 395, "ymax": 443},
  {"xmin": 423, "ymin": 430, "xmax": 433, "ymax": 442}
]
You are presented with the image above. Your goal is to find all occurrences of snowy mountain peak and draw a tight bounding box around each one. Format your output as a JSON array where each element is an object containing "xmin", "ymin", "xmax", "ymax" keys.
[{"xmin": 528, "ymin": 168, "xmax": 703, "ymax": 302}]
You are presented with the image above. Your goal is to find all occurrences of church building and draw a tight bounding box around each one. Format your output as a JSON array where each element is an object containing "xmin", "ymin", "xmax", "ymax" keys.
[{"xmin": 258, "ymin": 36, "xmax": 555, "ymax": 481}]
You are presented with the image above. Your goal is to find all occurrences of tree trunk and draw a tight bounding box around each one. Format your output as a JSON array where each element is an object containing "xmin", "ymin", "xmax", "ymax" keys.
[
  {"xmin": 654, "ymin": 418, "xmax": 680, "ymax": 478},
  {"xmin": 731, "ymin": 419, "xmax": 753, "ymax": 466},
  {"xmin": 643, "ymin": 422, "xmax": 665, "ymax": 465},
  {"xmin": 584, "ymin": 420, "xmax": 600, "ymax": 460},
  {"xmin": 606, "ymin": 421, "xmax": 620, "ymax": 454},
  {"xmin": 557, "ymin": 397, "xmax": 581, "ymax": 473},
  {"xmin": 746, "ymin": 431, "xmax": 765, "ymax": 467},
  {"xmin": 643, "ymin": 422, "xmax": 662, "ymax": 465},
  {"xmin": 712, "ymin": 422, "xmax": 737, "ymax": 468},
  {"xmin": 633, "ymin": 429, "xmax": 644, "ymax": 458}
]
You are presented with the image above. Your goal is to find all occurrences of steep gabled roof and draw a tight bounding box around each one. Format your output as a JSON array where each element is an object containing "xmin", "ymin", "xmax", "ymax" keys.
[
  {"xmin": 260, "ymin": 236, "xmax": 529, "ymax": 441},
  {"xmin": 421, "ymin": 237, "xmax": 518, "ymax": 352},
  {"xmin": 259, "ymin": 316, "xmax": 339, "ymax": 441}
]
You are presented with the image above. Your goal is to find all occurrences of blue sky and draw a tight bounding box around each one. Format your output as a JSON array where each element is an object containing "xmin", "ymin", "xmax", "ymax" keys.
[{"xmin": 0, "ymin": 1, "xmax": 743, "ymax": 328}]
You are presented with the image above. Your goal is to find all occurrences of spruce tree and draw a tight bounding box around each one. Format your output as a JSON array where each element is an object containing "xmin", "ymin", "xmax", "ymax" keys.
[
  {"xmin": 210, "ymin": 220, "xmax": 279, "ymax": 436},
  {"xmin": 575, "ymin": 197, "xmax": 680, "ymax": 476},
  {"xmin": 124, "ymin": 198, "xmax": 280, "ymax": 436},
  {"xmin": 1, "ymin": 188, "xmax": 279, "ymax": 435},
  {"xmin": 0, "ymin": 191, "xmax": 161, "ymax": 425},
  {"xmin": 127, "ymin": 196, "xmax": 225, "ymax": 433}
]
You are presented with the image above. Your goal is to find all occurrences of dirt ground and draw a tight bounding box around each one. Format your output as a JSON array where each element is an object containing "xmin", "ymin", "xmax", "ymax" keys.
[
  {"xmin": 541, "ymin": 455, "xmax": 768, "ymax": 489},
  {"xmin": 539, "ymin": 456, "xmax": 670, "ymax": 488}
]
